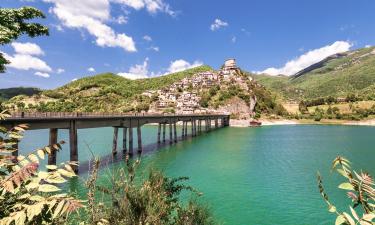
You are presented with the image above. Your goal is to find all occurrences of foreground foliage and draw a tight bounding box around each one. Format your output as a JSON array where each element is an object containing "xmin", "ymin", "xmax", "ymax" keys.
[
  {"xmin": 82, "ymin": 157, "xmax": 215, "ymax": 225},
  {"xmin": 0, "ymin": 111, "xmax": 83, "ymax": 224},
  {"xmin": 318, "ymin": 156, "xmax": 375, "ymax": 225}
]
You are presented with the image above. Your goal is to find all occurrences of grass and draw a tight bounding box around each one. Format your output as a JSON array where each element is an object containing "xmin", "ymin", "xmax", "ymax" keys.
[{"xmin": 307, "ymin": 100, "xmax": 375, "ymax": 114}]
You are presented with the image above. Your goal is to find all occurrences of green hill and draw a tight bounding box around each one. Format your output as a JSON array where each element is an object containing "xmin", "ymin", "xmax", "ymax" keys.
[
  {"xmin": 0, "ymin": 87, "xmax": 41, "ymax": 101},
  {"xmin": 253, "ymin": 47, "xmax": 375, "ymax": 101}
]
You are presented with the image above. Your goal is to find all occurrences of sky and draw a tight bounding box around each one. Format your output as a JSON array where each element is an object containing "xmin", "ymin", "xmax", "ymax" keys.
[{"xmin": 1, "ymin": 0, "xmax": 374, "ymax": 89}]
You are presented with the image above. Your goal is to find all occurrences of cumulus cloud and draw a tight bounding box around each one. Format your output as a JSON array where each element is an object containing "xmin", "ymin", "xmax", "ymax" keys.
[
  {"xmin": 44, "ymin": 0, "xmax": 136, "ymax": 52},
  {"xmin": 118, "ymin": 58, "xmax": 150, "ymax": 79},
  {"xmin": 34, "ymin": 72, "xmax": 50, "ymax": 78},
  {"xmin": 256, "ymin": 41, "xmax": 353, "ymax": 76},
  {"xmin": 115, "ymin": 15, "xmax": 128, "ymax": 24},
  {"xmin": 44, "ymin": 0, "xmax": 176, "ymax": 52},
  {"xmin": 210, "ymin": 19, "xmax": 228, "ymax": 31},
  {"xmin": 167, "ymin": 59, "xmax": 203, "ymax": 74},
  {"xmin": 87, "ymin": 67, "xmax": 96, "ymax": 72},
  {"xmin": 57, "ymin": 68, "xmax": 65, "ymax": 74},
  {"xmin": 143, "ymin": 35, "xmax": 152, "ymax": 41},
  {"xmin": 231, "ymin": 36, "xmax": 236, "ymax": 43},
  {"xmin": 2, "ymin": 42, "xmax": 52, "ymax": 73},
  {"xmin": 11, "ymin": 42, "xmax": 45, "ymax": 56},
  {"xmin": 113, "ymin": 0, "xmax": 176, "ymax": 16},
  {"xmin": 149, "ymin": 46, "xmax": 159, "ymax": 52}
]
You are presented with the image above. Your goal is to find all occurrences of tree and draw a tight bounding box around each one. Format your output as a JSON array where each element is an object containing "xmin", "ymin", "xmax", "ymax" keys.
[{"xmin": 0, "ymin": 7, "xmax": 49, "ymax": 72}]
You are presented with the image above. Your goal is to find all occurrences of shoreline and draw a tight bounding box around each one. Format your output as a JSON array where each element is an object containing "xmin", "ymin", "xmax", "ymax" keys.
[{"xmin": 229, "ymin": 119, "xmax": 375, "ymax": 127}]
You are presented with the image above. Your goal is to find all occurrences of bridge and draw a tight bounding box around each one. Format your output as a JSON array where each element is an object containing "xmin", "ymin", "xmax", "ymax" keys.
[{"xmin": 1, "ymin": 112, "xmax": 230, "ymax": 172}]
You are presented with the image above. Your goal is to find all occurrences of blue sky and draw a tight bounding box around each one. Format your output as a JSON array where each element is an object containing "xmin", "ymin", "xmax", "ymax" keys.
[{"xmin": 1, "ymin": 0, "xmax": 374, "ymax": 89}]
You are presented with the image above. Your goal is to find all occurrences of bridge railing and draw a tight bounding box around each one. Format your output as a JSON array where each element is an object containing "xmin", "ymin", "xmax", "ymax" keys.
[{"xmin": 8, "ymin": 112, "xmax": 228, "ymax": 119}]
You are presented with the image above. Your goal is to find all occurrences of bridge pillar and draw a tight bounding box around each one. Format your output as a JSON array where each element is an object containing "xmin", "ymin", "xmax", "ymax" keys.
[
  {"xmin": 69, "ymin": 120, "xmax": 78, "ymax": 173},
  {"xmin": 169, "ymin": 122, "xmax": 173, "ymax": 144},
  {"xmin": 173, "ymin": 122, "xmax": 177, "ymax": 142},
  {"xmin": 123, "ymin": 127, "xmax": 127, "ymax": 153},
  {"xmin": 157, "ymin": 123, "xmax": 161, "ymax": 144},
  {"xmin": 48, "ymin": 128, "xmax": 58, "ymax": 165},
  {"xmin": 215, "ymin": 119, "xmax": 218, "ymax": 129},
  {"xmin": 181, "ymin": 121, "xmax": 185, "ymax": 137},
  {"xmin": 185, "ymin": 121, "xmax": 188, "ymax": 138},
  {"xmin": 163, "ymin": 123, "xmax": 166, "ymax": 142},
  {"xmin": 193, "ymin": 120, "xmax": 197, "ymax": 136},
  {"xmin": 128, "ymin": 127, "xmax": 133, "ymax": 155},
  {"xmin": 112, "ymin": 127, "xmax": 118, "ymax": 155},
  {"xmin": 137, "ymin": 125, "xmax": 142, "ymax": 153}
]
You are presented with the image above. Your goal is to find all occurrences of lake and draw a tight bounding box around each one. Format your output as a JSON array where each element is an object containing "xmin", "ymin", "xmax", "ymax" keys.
[{"xmin": 18, "ymin": 125, "xmax": 375, "ymax": 225}]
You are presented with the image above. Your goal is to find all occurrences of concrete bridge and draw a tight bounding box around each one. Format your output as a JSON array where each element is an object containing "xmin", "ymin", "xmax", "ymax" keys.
[{"xmin": 1, "ymin": 112, "xmax": 230, "ymax": 172}]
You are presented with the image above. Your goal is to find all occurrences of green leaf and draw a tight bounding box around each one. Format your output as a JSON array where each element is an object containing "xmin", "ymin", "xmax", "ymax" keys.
[
  {"xmin": 46, "ymin": 165, "xmax": 57, "ymax": 170},
  {"xmin": 335, "ymin": 215, "xmax": 346, "ymax": 225},
  {"xmin": 328, "ymin": 204, "xmax": 337, "ymax": 213},
  {"xmin": 37, "ymin": 149, "xmax": 45, "ymax": 159},
  {"xmin": 38, "ymin": 184, "xmax": 61, "ymax": 193},
  {"xmin": 338, "ymin": 182, "xmax": 354, "ymax": 191}
]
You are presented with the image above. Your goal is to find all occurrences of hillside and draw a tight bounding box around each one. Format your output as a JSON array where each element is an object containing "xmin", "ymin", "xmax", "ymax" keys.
[
  {"xmin": 4, "ymin": 63, "xmax": 285, "ymax": 118},
  {"xmin": 0, "ymin": 87, "xmax": 41, "ymax": 101},
  {"xmin": 254, "ymin": 46, "xmax": 375, "ymax": 101}
]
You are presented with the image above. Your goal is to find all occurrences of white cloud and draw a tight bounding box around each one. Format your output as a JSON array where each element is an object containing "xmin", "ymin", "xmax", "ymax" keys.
[
  {"xmin": 167, "ymin": 59, "xmax": 203, "ymax": 74},
  {"xmin": 113, "ymin": 0, "xmax": 176, "ymax": 16},
  {"xmin": 115, "ymin": 15, "xmax": 128, "ymax": 24},
  {"xmin": 34, "ymin": 72, "xmax": 50, "ymax": 78},
  {"xmin": 256, "ymin": 41, "xmax": 353, "ymax": 76},
  {"xmin": 88, "ymin": 67, "xmax": 96, "ymax": 72},
  {"xmin": 57, "ymin": 68, "xmax": 65, "ymax": 74},
  {"xmin": 3, "ymin": 52, "xmax": 52, "ymax": 72},
  {"xmin": 365, "ymin": 45, "xmax": 372, "ymax": 48},
  {"xmin": 143, "ymin": 35, "xmax": 152, "ymax": 41},
  {"xmin": 149, "ymin": 46, "xmax": 159, "ymax": 52},
  {"xmin": 72, "ymin": 78, "xmax": 78, "ymax": 81},
  {"xmin": 210, "ymin": 19, "xmax": 228, "ymax": 31},
  {"xmin": 11, "ymin": 42, "xmax": 44, "ymax": 56},
  {"xmin": 118, "ymin": 57, "xmax": 149, "ymax": 79},
  {"xmin": 231, "ymin": 36, "xmax": 236, "ymax": 43},
  {"xmin": 44, "ymin": 0, "xmax": 136, "ymax": 52}
]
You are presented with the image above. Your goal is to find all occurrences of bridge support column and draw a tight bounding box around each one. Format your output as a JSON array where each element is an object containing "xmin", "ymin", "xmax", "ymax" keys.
[
  {"xmin": 112, "ymin": 127, "xmax": 118, "ymax": 155},
  {"xmin": 181, "ymin": 122, "xmax": 185, "ymax": 137},
  {"xmin": 137, "ymin": 125, "xmax": 142, "ymax": 153},
  {"xmin": 128, "ymin": 127, "xmax": 133, "ymax": 155},
  {"xmin": 173, "ymin": 122, "xmax": 177, "ymax": 142},
  {"xmin": 193, "ymin": 120, "xmax": 197, "ymax": 136},
  {"xmin": 185, "ymin": 121, "xmax": 188, "ymax": 138},
  {"xmin": 123, "ymin": 127, "xmax": 127, "ymax": 153},
  {"xmin": 48, "ymin": 128, "xmax": 58, "ymax": 165},
  {"xmin": 199, "ymin": 120, "xmax": 202, "ymax": 133},
  {"xmin": 69, "ymin": 120, "xmax": 78, "ymax": 173},
  {"xmin": 157, "ymin": 123, "xmax": 161, "ymax": 144},
  {"xmin": 215, "ymin": 119, "xmax": 218, "ymax": 129},
  {"xmin": 169, "ymin": 122, "xmax": 173, "ymax": 144},
  {"xmin": 163, "ymin": 123, "xmax": 166, "ymax": 142}
]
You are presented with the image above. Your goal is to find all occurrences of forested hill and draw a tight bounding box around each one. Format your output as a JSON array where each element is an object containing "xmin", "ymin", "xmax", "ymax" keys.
[
  {"xmin": 0, "ymin": 87, "xmax": 41, "ymax": 101},
  {"xmin": 253, "ymin": 46, "xmax": 375, "ymax": 101}
]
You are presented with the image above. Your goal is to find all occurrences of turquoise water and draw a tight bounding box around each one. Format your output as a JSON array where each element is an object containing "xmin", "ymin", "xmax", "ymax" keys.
[{"xmin": 18, "ymin": 125, "xmax": 375, "ymax": 224}]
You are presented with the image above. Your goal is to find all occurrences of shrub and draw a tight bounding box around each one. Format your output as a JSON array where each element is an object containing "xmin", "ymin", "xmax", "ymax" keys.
[
  {"xmin": 0, "ymin": 111, "xmax": 83, "ymax": 224},
  {"xmin": 318, "ymin": 156, "xmax": 375, "ymax": 224}
]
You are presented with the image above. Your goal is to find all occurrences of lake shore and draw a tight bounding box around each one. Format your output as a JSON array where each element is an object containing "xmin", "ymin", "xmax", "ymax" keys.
[{"xmin": 229, "ymin": 119, "xmax": 375, "ymax": 127}]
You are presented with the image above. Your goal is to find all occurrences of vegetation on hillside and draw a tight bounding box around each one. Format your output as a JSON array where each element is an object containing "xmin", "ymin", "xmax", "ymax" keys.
[
  {"xmin": 5, "ymin": 66, "xmax": 212, "ymax": 112},
  {"xmin": 0, "ymin": 87, "xmax": 42, "ymax": 101},
  {"xmin": 254, "ymin": 47, "xmax": 375, "ymax": 101},
  {"xmin": 318, "ymin": 156, "xmax": 375, "ymax": 224}
]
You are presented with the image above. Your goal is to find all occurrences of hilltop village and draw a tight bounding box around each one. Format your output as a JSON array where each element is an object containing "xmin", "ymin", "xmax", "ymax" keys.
[{"xmin": 140, "ymin": 59, "xmax": 257, "ymax": 118}]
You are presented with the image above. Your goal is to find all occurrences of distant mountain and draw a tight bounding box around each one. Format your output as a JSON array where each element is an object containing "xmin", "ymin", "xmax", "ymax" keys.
[
  {"xmin": 0, "ymin": 87, "xmax": 42, "ymax": 101},
  {"xmin": 253, "ymin": 47, "xmax": 375, "ymax": 101}
]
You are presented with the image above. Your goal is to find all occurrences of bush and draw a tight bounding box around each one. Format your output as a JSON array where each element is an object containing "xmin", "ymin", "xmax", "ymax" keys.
[{"xmin": 318, "ymin": 156, "xmax": 375, "ymax": 224}]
